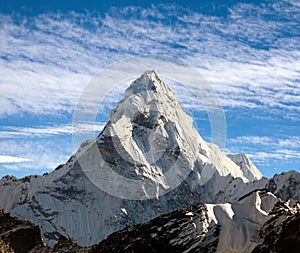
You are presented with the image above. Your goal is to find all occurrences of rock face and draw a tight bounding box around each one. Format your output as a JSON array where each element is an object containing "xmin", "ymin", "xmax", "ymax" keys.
[
  {"xmin": 0, "ymin": 209, "xmax": 47, "ymax": 253},
  {"xmin": 266, "ymin": 170, "xmax": 300, "ymax": 201},
  {"xmin": 0, "ymin": 71, "xmax": 298, "ymax": 250},
  {"xmin": 0, "ymin": 209, "xmax": 95, "ymax": 253},
  {"xmin": 95, "ymin": 203, "xmax": 219, "ymax": 253},
  {"xmin": 253, "ymin": 199, "xmax": 300, "ymax": 253}
]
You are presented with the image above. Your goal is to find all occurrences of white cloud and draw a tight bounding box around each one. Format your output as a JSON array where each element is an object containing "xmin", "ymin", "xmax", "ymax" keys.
[
  {"xmin": 249, "ymin": 150, "xmax": 300, "ymax": 161},
  {"xmin": 227, "ymin": 135, "xmax": 300, "ymax": 149},
  {"xmin": 226, "ymin": 135, "xmax": 300, "ymax": 171},
  {"xmin": 0, "ymin": 155, "xmax": 32, "ymax": 163},
  {"xmin": 0, "ymin": 123, "xmax": 105, "ymax": 138},
  {"xmin": 227, "ymin": 136, "xmax": 273, "ymax": 145}
]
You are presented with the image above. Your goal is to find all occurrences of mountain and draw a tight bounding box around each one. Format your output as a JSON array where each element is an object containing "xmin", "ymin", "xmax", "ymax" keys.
[{"xmin": 0, "ymin": 71, "xmax": 299, "ymax": 251}]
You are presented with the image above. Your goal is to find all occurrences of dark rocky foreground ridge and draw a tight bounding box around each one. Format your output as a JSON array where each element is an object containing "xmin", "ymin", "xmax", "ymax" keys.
[
  {"xmin": 0, "ymin": 209, "xmax": 91, "ymax": 253},
  {"xmin": 1, "ymin": 189, "xmax": 299, "ymax": 253}
]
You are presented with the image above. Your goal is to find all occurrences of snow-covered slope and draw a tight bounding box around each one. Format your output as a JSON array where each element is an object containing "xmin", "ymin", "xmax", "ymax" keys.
[
  {"xmin": 227, "ymin": 153, "xmax": 263, "ymax": 182},
  {"xmin": 210, "ymin": 190, "xmax": 278, "ymax": 252},
  {"xmin": 0, "ymin": 71, "xmax": 294, "ymax": 248}
]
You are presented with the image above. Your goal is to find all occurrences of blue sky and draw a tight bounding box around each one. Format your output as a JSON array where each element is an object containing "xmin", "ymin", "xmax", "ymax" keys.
[{"xmin": 0, "ymin": 0, "xmax": 299, "ymax": 178}]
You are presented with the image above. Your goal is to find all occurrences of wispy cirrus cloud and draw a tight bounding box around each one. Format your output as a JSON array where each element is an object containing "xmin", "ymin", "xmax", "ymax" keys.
[
  {"xmin": 227, "ymin": 135, "xmax": 300, "ymax": 149},
  {"xmin": 0, "ymin": 1, "xmax": 299, "ymax": 118},
  {"xmin": 253, "ymin": 150, "xmax": 300, "ymax": 160},
  {"xmin": 226, "ymin": 135, "xmax": 300, "ymax": 175},
  {"xmin": 0, "ymin": 139, "xmax": 72, "ymax": 174},
  {"xmin": 0, "ymin": 123, "xmax": 105, "ymax": 138}
]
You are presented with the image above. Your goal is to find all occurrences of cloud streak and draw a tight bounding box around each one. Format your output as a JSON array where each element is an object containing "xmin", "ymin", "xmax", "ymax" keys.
[
  {"xmin": 0, "ymin": 155, "xmax": 32, "ymax": 163},
  {"xmin": 226, "ymin": 135, "xmax": 300, "ymax": 176},
  {"xmin": 0, "ymin": 123, "xmax": 105, "ymax": 138}
]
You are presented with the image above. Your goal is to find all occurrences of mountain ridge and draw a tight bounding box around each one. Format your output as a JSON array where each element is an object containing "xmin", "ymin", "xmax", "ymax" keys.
[{"xmin": 1, "ymin": 188, "xmax": 299, "ymax": 252}]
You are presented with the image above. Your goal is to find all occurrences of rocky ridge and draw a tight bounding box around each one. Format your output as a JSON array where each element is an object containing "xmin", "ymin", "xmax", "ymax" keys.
[{"xmin": 96, "ymin": 189, "xmax": 300, "ymax": 253}]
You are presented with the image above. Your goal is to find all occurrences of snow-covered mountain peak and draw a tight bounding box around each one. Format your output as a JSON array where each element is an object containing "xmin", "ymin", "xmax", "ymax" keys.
[
  {"xmin": 108, "ymin": 70, "xmax": 180, "ymax": 126},
  {"xmin": 227, "ymin": 153, "xmax": 263, "ymax": 182},
  {"xmin": 125, "ymin": 70, "xmax": 170, "ymax": 95},
  {"xmin": 96, "ymin": 71, "xmax": 258, "ymax": 195},
  {"xmin": 94, "ymin": 71, "xmax": 205, "ymax": 198}
]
